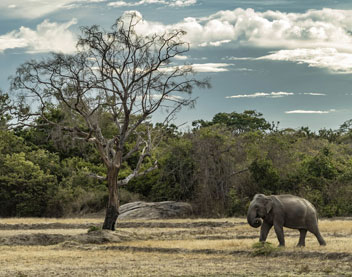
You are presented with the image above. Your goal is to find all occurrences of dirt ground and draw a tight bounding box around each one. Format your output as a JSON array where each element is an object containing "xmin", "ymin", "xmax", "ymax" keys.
[{"xmin": 0, "ymin": 217, "xmax": 352, "ymax": 276}]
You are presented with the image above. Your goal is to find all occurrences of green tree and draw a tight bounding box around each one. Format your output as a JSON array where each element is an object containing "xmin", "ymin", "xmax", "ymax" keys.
[
  {"xmin": 0, "ymin": 152, "xmax": 57, "ymax": 216},
  {"xmin": 193, "ymin": 110, "xmax": 274, "ymax": 134},
  {"xmin": 249, "ymin": 158, "xmax": 280, "ymax": 195}
]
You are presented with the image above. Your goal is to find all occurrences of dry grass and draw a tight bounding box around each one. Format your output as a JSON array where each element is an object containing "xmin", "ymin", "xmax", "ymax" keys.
[
  {"xmin": 0, "ymin": 229, "xmax": 87, "ymax": 236},
  {"xmin": 0, "ymin": 217, "xmax": 103, "ymax": 225},
  {"xmin": 1, "ymin": 217, "xmax": 352, "ymax": 276}
]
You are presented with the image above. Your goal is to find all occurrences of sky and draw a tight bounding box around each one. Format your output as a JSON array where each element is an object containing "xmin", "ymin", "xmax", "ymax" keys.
[{"xmin": 2, "ymin": 1, "xmax": 352, "ymax": 131}]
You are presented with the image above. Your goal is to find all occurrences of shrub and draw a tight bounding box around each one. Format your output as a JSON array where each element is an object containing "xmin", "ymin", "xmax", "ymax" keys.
[{"xmin": 251, "ymin": 242, "xmax": 281, "ymax": 256}]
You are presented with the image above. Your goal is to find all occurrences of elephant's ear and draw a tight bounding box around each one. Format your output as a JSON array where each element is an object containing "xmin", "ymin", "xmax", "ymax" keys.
[{"xmin": 265, "ymin": 199, "xmax": 273, "ymax": 214}]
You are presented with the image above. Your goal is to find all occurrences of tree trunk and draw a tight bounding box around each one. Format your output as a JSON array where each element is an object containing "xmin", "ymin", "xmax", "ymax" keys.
[{"xmin": 102, "ymin": 166, "xmax": 119, "ymax": 230}]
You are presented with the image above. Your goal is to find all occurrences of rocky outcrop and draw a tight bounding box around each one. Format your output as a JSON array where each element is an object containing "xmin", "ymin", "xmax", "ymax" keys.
[{"xmin": 118, "ymin": 201, "xmax": 193, "ymax": 220}]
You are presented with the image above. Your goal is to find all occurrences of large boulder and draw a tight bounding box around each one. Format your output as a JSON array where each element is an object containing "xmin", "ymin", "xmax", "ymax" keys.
[{"xmin": 118, "ymin": 201, "xmax": 193, "ymax": 220}]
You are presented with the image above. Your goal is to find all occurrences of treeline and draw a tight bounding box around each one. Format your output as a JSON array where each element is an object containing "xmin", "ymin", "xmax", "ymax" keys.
[{"xmin": 1, "ymin": 109, "xmax": 352, "ymax": 218}]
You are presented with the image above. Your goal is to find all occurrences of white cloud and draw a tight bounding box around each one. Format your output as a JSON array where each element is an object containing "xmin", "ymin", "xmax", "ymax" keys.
[
  {"xmin": 226, "ymin": 91, "xmax": 294, "ymax": 99},
  {"xmin": 174, "ymin": 55, "xmax": 188, "ymax": 60},
  {"xmin": 108, "ymin": 1, "xmax": 139, "ymax": 7},
  {"xmin": 198, "ymin": 8, "xmax": 352, "ymax": 50},
  {"xmin": 223, "ymin": 56, "xmax": 257, "ymax": 61},
  {"xmin": 233, "ymin": 68, "xmax": 253, "ymax": 72},
  {"xmin": 0, "ymin": 0, "xmax": 105, "ymax": 19},
  {"xmin": 169, "ymin": 0, "xmax": 196, "ymax": 7},
  {"xmin": 258, "ymin": 48, "xmax": 352, "ymax": 74},
  {"xmin": 160, "ymin": 63, "xmax": 233, "ymax": 73},
  {"xmin": 108, "ymin": 0, "xmax": 196, "ymax": 8},
  {"xmin": 191, "ymin": 63, "xmax": 233, "ymax": 72},
  {"xmin": 199, "ymin": 39, "xmax": 231, "ymax": 47},
  {"xmin": 226, "ymin": 91, "xmax": 327, "ymax": 99},
  {"xmin": 302, "ymin": 92, "xmax": 326, "ymax": 96},
  {"xmin": 285, "ymin": 109, "xmax": 336, "ymax": 114},
  {"xmin": 0, "ymin": 19, "xmax": 77, "ymax": 54}
]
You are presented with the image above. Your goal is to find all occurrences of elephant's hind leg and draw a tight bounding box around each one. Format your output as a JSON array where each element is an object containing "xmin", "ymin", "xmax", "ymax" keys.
[
  {"xmin": 315, "ymin": 231, "xmax": 326, "ymax": 246},
  {"xmin": 297, "ymin": 229, "xmax": 307, "ymax": 247},
  {"xmin": 310, "ymin": 226, "xmax": 326, "ymax": 246}
]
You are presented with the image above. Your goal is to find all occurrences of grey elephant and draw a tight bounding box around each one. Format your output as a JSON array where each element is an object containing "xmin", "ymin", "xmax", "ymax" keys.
[{"xmin": 247, "ymin": 194, "xmax": 326, "ymax": 247}]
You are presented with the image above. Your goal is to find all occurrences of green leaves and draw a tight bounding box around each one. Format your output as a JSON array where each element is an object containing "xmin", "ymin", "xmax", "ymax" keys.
[{"xmin": 193, "ymin": 110, "xmax": 274, "ymax": 134}]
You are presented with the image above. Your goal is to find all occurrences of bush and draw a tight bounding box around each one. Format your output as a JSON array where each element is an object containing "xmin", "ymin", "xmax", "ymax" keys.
[
  {"xmin": 0, "ymin": 152, "xmax": 57, "ymax": 217},
  {"xmin": 251, "ymin": 242, "xmax": 281, "ymax": 256}
]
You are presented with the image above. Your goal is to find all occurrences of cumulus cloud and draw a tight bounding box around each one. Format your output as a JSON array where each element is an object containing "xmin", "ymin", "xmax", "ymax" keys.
[
  {"xmin": 258, "ymin": 48, "xmax": 352, "ymax": 74},
  {"xmin": 197, "ymin": 8, "xmax": 352, "ymax": 50},
  {"xmin": 121, "ymin": 8, "xmax": 352, "ymax": 73},
  {"xmin": 121, "ymin": 8, "xmax": 352, "ymax": 55},
  {"xmin": 285, "ymin": 109, "xmax": 336, "ymax": 114},
  {"xmin": 0, "ymin": 0, "xmax": 105, "ymax": 19},
  {"xmin": 108, "ymin": 0, "xmax": 196, "ymax": 8},
  {"xmin": 0, "ymin": 19, "xmax": 77, "ymax": 54},
  {"xmin": 226, "ymin": 92, "xmax": 294, "ymax": 99}
]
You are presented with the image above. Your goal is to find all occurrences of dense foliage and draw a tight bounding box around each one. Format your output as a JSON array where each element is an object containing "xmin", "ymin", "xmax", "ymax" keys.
[{"xmin": 1, "ymin": 109, "xmax": 352, "ymax": 218}]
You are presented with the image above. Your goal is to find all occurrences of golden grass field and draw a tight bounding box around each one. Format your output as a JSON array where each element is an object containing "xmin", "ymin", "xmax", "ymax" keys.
[{"xmin": 0, "ymin": 217, "xmax": 352, "ymax": 276}]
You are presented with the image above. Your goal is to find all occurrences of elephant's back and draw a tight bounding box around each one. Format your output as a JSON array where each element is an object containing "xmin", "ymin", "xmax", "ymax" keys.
[{"xmin": 276, "ymin": 195, "xmax": 318, "ymax": 227}]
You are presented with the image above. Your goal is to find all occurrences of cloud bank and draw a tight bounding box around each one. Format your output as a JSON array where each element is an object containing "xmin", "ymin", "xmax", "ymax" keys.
[
  {"xmin": 129, "ymin": 8, "xmax": 352, "ymax": 50},
  {"xmin": 0, "ymin": 19, "xmax": 77, "ymax": 54},
  {"xmin": 127, "ymin": 8, "xmax": 352, "ymax": 73},
  {"xmin": 259, "ymin": 48, "xmax": 352, "ymax": 74}
]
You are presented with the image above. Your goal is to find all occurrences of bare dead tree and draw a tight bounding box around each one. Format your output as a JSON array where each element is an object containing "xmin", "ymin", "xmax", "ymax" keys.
[{"xmin": 10, "ymin": 12, "xmax": 209, "ymax": 230}]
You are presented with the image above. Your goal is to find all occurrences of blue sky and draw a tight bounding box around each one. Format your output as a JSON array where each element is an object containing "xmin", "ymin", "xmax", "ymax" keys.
[{"xmin": 2, "ymin": 0, "xmax": 352, "ymax": 131}]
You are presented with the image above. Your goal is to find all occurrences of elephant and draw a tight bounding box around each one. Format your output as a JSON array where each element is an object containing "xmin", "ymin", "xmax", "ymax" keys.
[{"xmin": 247, "ymin": 194, "xmax": 326, "ymax": 247}]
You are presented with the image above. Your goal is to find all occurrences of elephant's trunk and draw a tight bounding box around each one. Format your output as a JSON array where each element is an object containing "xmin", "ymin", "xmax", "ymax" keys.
[{"xmin": 247, "ymin": 205, "xmax": 262, "ymax": 228}]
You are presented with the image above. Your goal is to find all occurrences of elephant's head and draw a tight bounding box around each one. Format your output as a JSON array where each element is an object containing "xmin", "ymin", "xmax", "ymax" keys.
[{"xmin": 247, "ymin": 194, "xmax": 273, "ymax": 228}]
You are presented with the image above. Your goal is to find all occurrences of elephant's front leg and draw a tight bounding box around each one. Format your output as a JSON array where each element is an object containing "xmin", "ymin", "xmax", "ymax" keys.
[
  {"xmin": 297, "ymin": 229, "xmax": 307, "ymax": 247},
  {"xmin": 259, "ymin": 221, "xmax": 272, "ymax": 242},
  {"xmin": 274, "ymin": 223, "xmax": 285, "ymax": 246}
]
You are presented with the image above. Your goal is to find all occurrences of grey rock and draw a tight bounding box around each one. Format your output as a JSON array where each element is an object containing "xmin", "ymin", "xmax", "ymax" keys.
[{"xmin": 118, "ymin": 201, "xmax": 193, "ymax": 220}]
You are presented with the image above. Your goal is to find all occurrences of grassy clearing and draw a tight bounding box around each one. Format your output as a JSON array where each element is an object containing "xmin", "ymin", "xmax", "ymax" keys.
[{"xmin": 1, "ymin": 217, "xmax": 352, "ymax": 276}]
